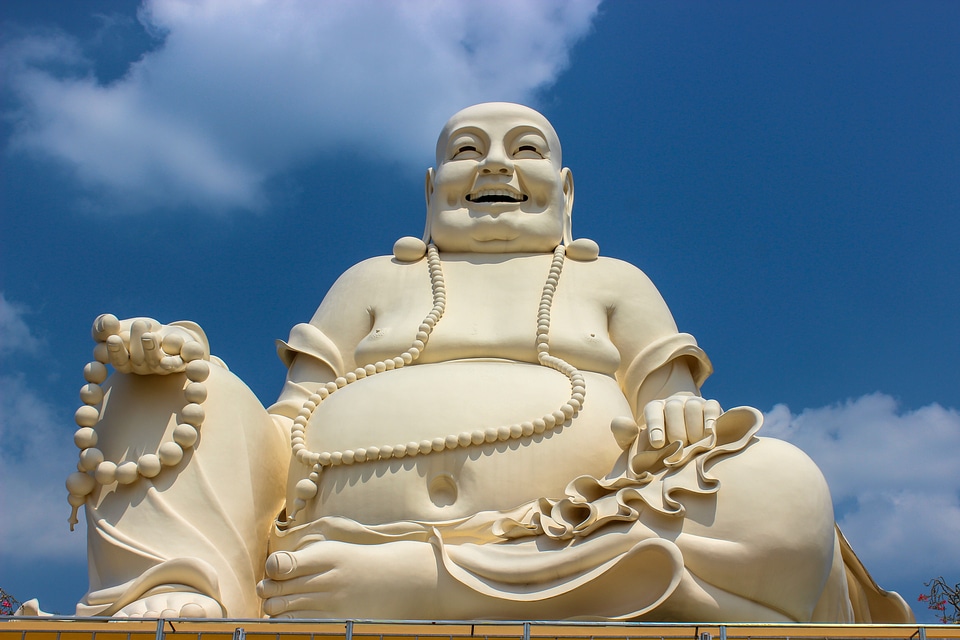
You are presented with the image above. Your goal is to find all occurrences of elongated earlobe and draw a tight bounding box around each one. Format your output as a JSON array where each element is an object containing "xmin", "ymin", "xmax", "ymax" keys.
[
  {"xmin": 559, "ymin": 167, "xmax": 599, "ymax": 260},
  {"xmin": 422, "ymin": 167, "xmax": 435, "ymax": 244},
  {"xmin": 561, "ymin": 168, "xmax": 574, "ymax": 245}
]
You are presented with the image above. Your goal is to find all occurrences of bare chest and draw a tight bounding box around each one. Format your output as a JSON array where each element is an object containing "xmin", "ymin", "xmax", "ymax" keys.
[{"xmin": 354, "ymin": 256, "xmax": 621, "ymax": 374}]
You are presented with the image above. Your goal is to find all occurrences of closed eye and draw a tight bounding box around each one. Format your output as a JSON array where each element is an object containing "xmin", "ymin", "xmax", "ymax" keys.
[
  {"xmin": 514, "ymin": 144, "xmax": 544, "ymax": 158},
  {"xmin": 453, "ymin": 144, "xmax": 481, "ymax": 159}
]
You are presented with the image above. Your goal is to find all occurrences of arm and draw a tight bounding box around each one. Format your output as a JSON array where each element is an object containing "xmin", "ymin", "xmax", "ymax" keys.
[
  {"xmin": 602, "ymin": 259, "xmax": 721, "ymax": 451},
  {"xmin": 269, "ymin": 258, "xmax": 386, "ymax": 422}
]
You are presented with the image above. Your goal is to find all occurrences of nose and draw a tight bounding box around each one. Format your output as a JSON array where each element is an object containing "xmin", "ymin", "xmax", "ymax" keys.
[{"xmin": 480, "ymin": 144, "xmax": 512, "ymax": 175}]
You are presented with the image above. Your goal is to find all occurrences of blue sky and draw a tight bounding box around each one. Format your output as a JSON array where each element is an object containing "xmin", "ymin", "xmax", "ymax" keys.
[{"xmin": 1, "ymin": 0, "xmax": 958, "ymax": 622}]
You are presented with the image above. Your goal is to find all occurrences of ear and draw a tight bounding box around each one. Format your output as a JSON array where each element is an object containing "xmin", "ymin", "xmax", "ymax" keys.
[
  {"xmin": 424, "ymin": 167, "xmax": 435, "ymax": 207},
  {"xmin": 422, "ymin": 167, "xmax": 435, "ymax": 244},
  {"xmin": 561, "ymin": 167, "xmax": 575, "ymax": 245}
]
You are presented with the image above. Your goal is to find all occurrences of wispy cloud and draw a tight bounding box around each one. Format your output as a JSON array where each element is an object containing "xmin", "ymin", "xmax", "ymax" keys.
[
  {"xmin": 2, "ymin": 0, "xmax": 601, "ymax": 213},
  {"xmin": 764, "ymin": 394, "xmax": 960, "ymax": 598},
  {"xmin": 0, "ymin": 296, "xmax": 84, "ymax": 561},
  {"xmin": 0, "ymin": 292, "xmax": 43, "ymax": 356}
]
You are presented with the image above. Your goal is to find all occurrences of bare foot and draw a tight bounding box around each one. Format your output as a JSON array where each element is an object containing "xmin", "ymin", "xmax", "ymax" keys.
[
  {"xmin": 259, "ymin": 540, "xmax": 442, "ymax": 619},
  {"xmin": 114, "ymin": 592, "xmax": 223, "ymax": 618}
]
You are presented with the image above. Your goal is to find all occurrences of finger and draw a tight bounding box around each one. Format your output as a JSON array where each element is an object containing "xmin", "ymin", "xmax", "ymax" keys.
[
  {"xmin": 129, "ymin": 320, "xmax": 149, "ymax": 366},
  {"xmin": 160, "ymin": 355, "xmax": 184, "ymax": 372},
  {"xmin": 704, "ymin": 399, "xmax": 722, "ymax": 429},
  {"xmin": 262, "ymin": 594, "xmax": 333, "ymax": 617},
  {"xmin": 258, "ymin": 573, "xmax": 335, "ymax": 598},
  {"xmin": 92, "ymin": 314, "xmax": 121, "ymax": 341},
  {"xmin": 663, "ymin": 398, "xmax": 686, "ymax": 445},
  {"xmin": 106, "ymin": 334, "xmax": 131, "ymax": 371},
  {"xmin": 141, "ymin": 332, "xmax": 163, "ymax": 369},
  {"xmin": 683, "ymin": 398, "xmax": 706, "ymax": 443},
  {"xmin": 644, "ymin": 400, "xmax": 666, "ymax": 448},
  {"xmin": 264, "ymin": 548, "xmax": 336, "ymax": 581}
]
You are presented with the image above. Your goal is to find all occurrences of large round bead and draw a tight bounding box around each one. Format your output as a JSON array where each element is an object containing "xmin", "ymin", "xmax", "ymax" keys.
[
  {"xmin": 83, "ymin": 361, "xmax": 108, "ymax": 384},
  {"xmin": 184, "ymin": 359, "xmax": 210, "ymax": 381},
  {"xmin": 66, "ymin": 471, "xmax": 95, "ymax": 496},
  {"xmin": 74, "ymin": 427, "xmax": 98, "ymax": 449},
  {"xmin": 138, "ymin": 454, "xmax": 162, "ymax": 478},
  {"xmin": 181, "ymin": 342, "xmax": 206, "ymax": 364},
  {"xmin": 94, "ymin": 461, "xmax": 117, "ymax": 484},
  {"xmin": 295, "ymin": 478, "xmax": 319, "ymax": 500},
  {"xmin": 158, "ymin": 442, "xmax": 184, "ymax": 466},
  {"xmin": 74, "ymin": 405, "xmax": 100, "ymax": 428},
  {"xmin": 92, "ymin": 343, "xmax": 110, "ymax": 364},
  {"xmin": 173, "ymin": 423, "xmax": 199, "ymax": 447},
  {"xmin": 79, "ymin": 383, "xmax": 104, "ymax": 405},
  {"xmin": 115, "ymin": 461, "xmax": 139, "ymax": 485},
  {"xmin": 393, "ymin": 236, "xmax": 427, "ymax": 262},
  {"xmin": 184, "ymin": 382, "xmax": 207, "ymax": 403},
  {"xmin": 79, "ymin": 447, "xmax": 104, "ymax": 471},
  {"xmin": 180, "ymin": 403, "xmax": 205, "ymax": 427}
]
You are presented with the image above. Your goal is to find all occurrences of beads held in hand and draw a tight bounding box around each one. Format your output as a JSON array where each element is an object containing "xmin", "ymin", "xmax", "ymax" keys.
[
  {"xmin": 90, "ymin": 314, "xmax": 209, "ymax": 376},
  {"xmin": 66, "ymin": 328, "xmax": 212, "ymax": 531}
]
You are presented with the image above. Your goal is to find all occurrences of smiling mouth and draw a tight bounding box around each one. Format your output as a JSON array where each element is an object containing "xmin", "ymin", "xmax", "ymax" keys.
[{"xmin": 466, "ymin": 188, "xmax": 528, "ymax": 204}]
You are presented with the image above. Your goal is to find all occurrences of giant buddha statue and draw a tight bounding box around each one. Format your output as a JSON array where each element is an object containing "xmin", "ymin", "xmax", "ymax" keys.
[{"xmin": 62, "ymin": 102, "xmax": 912, "ymax": 623}]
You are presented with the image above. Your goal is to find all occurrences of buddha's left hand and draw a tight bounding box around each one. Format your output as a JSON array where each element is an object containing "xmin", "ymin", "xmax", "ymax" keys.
[{"xmin": 643, "ymin": 393, "xmax": 722, "ymax": 450}]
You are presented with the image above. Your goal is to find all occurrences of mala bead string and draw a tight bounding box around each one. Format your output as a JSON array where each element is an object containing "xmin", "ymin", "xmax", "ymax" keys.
[
  {"xmin": 286, "ymin": 244, "xmax": 587, "ymax": 523},
  {"xmin": 66, "ymin": 333, "xmax": 211, "ymax": 531}
]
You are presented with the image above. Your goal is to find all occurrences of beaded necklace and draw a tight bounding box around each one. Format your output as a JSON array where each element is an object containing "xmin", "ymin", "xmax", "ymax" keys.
[
  {"xmin": 285, "ymin": 244, "xmax": 586, "ymax": 522},
  {"xmin": 63, "ymin": 240, "xmax": 598, "ymax": 529}
]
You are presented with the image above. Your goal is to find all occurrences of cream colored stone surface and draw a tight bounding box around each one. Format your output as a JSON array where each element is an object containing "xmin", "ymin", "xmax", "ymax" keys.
[{"xmin": 64, "ymin": 103, "xmax": 913, "ymax": 622}]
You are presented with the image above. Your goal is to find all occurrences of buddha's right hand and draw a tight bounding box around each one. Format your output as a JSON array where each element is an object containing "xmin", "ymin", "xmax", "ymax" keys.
[{"xmin": 92, "ymin": 314, "xmax": 210, "ymax": 375}]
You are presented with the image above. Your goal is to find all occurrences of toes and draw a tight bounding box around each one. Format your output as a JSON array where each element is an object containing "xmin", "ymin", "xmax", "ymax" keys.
[
  {"xmin": 265, "ymin": 551, "xmax": 296, "ymax": 578},
  {"xmin": 179, "ymin": 602, "xmax": 206, "ymax": 618}
]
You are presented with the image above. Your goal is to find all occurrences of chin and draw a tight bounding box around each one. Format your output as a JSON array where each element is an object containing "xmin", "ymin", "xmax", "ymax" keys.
[
  {"xmin": 433, "ymin": 235, "xmax": 561, "ymax": 254},
  {"xmin": 432, "ymin": 228, "xmax": 562, "ymax": 255}
]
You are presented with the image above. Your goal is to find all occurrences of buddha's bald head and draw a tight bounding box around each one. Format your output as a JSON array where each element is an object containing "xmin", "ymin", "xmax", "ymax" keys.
[{"xmin": 434, "ymin": 102, "xmax": 563, "ymax": 169}]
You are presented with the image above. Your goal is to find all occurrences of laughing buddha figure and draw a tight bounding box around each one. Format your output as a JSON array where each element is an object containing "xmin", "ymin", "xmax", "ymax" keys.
[{"xmin": 64, "ymin": 102, "xmax": 912, "ymax": 623}]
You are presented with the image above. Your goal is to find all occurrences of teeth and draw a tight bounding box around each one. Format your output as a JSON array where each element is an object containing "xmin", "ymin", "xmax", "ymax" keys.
[{"xmin": 466, "ymin": 188, "xmax": 527, "ymax": 202}]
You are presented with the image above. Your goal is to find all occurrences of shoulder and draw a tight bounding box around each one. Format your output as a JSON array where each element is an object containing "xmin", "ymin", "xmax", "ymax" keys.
[
  {"xmin": 311, "ymin": 255, "xmax": 416, "ymax": 321},
  {"xmin": 329, "ymin": 255, "xmax": 424, "ymax": 291},
  {"xmin": 335, "ymin": 254, "xmax": 403, "ymax": 278},
  {"xmin": 564, "ymin": 255, "xmax": 666, "ymax": 306},
  {"xmin": 570, "ymin": 255, "xmax": 657, "ymax": 283}
]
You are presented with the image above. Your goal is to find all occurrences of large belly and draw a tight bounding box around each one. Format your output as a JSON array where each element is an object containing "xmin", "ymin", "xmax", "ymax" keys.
[{"xmin": 295, "ymin": 360, "xmax": 632, "ymax": 524}]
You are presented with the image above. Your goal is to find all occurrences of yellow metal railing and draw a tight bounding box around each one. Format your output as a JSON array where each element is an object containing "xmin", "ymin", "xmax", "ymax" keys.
[{"xmin": 2, "ymin": 618, "xmax": 959, "ymax": 640}]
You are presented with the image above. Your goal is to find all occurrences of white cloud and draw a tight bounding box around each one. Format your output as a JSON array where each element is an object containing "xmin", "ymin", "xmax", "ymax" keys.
[
  {"xmin": 3, "ymin": 0, "xmax": 601, "ymax": 213},
  {"xmin": 0, "ymin": 293, "xmax": 42, "ymax": 356},
  {"xmin": 0, "ymin": 295, "xmax": 84, "ymax": 562},
  {"xmin": 764, "ymin": 394, "xmax": 960, "ymax": 596},
  {"xmin": 0, "ymin": 374, "xmax": 86, "ymax": 561}
]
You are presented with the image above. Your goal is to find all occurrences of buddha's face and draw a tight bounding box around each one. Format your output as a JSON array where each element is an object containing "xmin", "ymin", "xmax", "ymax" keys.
[{"xmin": 426, "ymin": 103, "xmax": 573, "ymax": 253}]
